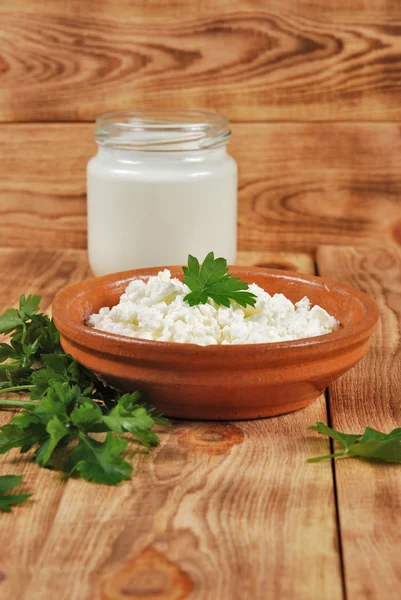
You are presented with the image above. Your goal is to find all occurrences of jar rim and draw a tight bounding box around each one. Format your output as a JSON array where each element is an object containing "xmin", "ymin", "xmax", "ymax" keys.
[{"xmin": 95, "ymin": 110, "xmax": 231, "ymax": 151}]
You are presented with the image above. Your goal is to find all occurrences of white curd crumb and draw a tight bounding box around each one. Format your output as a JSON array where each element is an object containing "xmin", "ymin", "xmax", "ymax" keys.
[{"xmin": 88, "ymin": 269, "xmax": 339, "ymax": 346}]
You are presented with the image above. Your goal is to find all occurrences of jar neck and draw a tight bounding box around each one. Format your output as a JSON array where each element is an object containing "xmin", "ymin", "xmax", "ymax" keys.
[
  {"xmin": 95, "ymin": 110, "xmax": 231, "ymax": 152},
  {"xmin": 96, "ymin": 145, "xmax": 229, "ymax": 163}
]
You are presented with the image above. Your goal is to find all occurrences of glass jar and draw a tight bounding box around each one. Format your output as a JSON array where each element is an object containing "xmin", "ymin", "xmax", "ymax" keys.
[{"xmin": 87, "ymin": 110, "xmax": 238, "ymax": 276}]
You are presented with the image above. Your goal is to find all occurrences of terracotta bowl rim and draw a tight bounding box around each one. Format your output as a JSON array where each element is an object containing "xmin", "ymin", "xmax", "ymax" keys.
[{"xmin": 53, "ymin": 265, "xmax": 379, "ymax": 357}]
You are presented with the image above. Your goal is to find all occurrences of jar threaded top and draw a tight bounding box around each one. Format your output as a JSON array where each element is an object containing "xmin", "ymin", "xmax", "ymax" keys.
[{"xmin": 95, "ymin": 110, "xmax": 231, "ymax": 151}]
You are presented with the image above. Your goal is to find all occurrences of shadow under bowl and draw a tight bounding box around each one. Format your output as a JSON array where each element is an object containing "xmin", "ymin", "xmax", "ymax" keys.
[{"xmin": 53, "ymin": 266, "xmax": 379, "ymax": 420}]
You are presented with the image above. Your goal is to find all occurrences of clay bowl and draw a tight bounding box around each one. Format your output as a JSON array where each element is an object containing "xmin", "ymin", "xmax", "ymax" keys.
[{"xmin": 53, "ymin": 266, "xmax": 378, "ymax": 420}]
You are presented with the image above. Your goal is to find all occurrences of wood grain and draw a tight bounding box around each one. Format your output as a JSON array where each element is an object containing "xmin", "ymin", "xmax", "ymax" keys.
[
  {"xmin": 0, "ymin": 124, "xmax": 92, "ymax": 249},
  {"xmin": 237, "ymin": 250, "xmax": 315, "ymax": 273},
  {"xmin": 316, "ymin": 244, "xmax": 401, "ymax": 600},
  {"xmin": 1, "ymin": 3, "xmax": 401, "ymax": 121},
  {"xmin": 236, "ymin": 122, "xmax": 401, "ymax": 252},
  {"xmin": 1, "ymin": 122, "xmax": 400, "ymax": 253},
  {"xmin": 0, "ymin": 248, "xmax": 342, "ymax": 600}
]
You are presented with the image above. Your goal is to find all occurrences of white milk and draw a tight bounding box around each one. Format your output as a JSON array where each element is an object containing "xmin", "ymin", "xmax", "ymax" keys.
[{"xmin": 87, "ymin": 111, "xmax": 238, "ymax": 276}]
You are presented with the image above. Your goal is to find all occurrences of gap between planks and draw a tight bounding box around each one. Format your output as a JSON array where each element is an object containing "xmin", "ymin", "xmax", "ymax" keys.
[
  {"xmin": 2, "ymin": 120, "xmax": 401, "ymax": 125},
  {"xmin": 315, "ymin": 255, "xmax": 348, "ymax": 600},
  {"xmin": 325, "ymin": 386, "xmax": 348, "ymax": 600}
]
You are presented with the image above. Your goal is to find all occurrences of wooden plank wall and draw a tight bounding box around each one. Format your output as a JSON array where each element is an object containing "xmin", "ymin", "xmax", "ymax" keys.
[{"xmin": 1, "ymin": 0, "xmax": 401, "ymax": 253}]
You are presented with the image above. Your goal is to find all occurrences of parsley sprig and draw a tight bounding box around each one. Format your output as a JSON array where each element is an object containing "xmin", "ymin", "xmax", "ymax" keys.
[
  {"xmin": 0, "ymin": 384, "xmax": 165, "ymax": 485},
  {"xmin": 183, "ymin": 252, "xmax": 257, "ymax": 308},
  {"xmin": 308, "ymin": 422, "xmax": 401, "ymax": 463},
  {"xmin": 0, "ymin": 295, "xmax": 169, "ymax": 487},
  {"xmin": 0, "ymin": 475, "xmax": 31, "ymax": 512}
]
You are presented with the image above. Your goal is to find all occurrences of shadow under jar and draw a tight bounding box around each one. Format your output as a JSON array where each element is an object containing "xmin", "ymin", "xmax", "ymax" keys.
[{"xmin": 87, "ymin": 110, "xmax": 238, "ymax": 276}]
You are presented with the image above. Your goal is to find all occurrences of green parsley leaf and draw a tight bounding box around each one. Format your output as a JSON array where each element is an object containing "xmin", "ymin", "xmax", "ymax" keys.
[
  {"xmin": 0, "ymin": 475, "xmax": 32, "ymax": 513},
  {"xmin": 30, "ymin": 356, "xmax": 91, "ymax": 400},
  {"xmin": 70, "ymin": 401, "xmax": 104, "ymax": 431},
  {"xmin": 35, "ymin": 416, "xmax": 70, "ymax": 466},
  {"xmin": 183, "ymin": 252, "xmax": 257, "ymax": 308},
  {"xmin": 351, "ymin": 427, "xmax": 401, "ymax": 462},
  {"xmin": 309, "ymin": 422, "xmax": 360, "ymax": 451},
  {"xmin": 37, "ymin": 319, "xmax": 60, "ymax": 354},
  {"xmin": 0, "ymin": 474, "xmax": 23, "ymax": 493},
  {"xmin": 33, "ymin": 382, "xmax": 78, "ymax": 425},
  {"xmin": 0, "ymin": 308, "xmax": 23, "ymax": 335},
  {"xmin": 0, "ymin": 342, "xmax": 17, "ymax": 363},
  {"xmin": 66, "ymin": 432, "xmax": 132, "ymax": 485},
  {"xmin": 0, "ymin": 423, "xmax": 46, "ymax": 454},
  {"xmin": 103, "ymin": 394, "xmax": 160, "ymax": 449},
  {"xmin": 19, "ymin": 294, "xmax": 41, "ymax": 319},
  {"xmin": 308, "ymin": 422, "xmax": 401, "ymax": 464}
]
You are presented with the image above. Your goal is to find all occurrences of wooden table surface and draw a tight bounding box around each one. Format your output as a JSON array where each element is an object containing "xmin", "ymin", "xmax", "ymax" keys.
[{"xmin": 0, "ymin": 245, "xmax": 400, "ymax": 600}]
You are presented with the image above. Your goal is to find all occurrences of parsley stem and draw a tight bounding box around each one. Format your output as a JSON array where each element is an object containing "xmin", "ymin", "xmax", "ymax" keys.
[
  {"xmin": 21, "ymin": 323, "xmax": 27, "ymax": 345},
  {"xmin": 0, "ymin": 385, "xmax": 33, "ymax": 394},
  {"xmin": 0, "ymin": 399, "xmax": 37, "ymax": 409},
  {"xmin": 307, "ymin": 451, "xmax": 347, "ymax": 463}
]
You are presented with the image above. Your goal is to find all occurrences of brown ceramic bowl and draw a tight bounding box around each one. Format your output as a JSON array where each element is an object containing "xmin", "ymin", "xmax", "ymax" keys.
[{"xmin": 53, "ymin": 266, "xmax": 378, "ymax": 420}]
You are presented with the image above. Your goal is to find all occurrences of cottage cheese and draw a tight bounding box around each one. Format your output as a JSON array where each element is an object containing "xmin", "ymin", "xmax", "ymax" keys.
[{"xmin": 88, "ymin": 269, "xmax": 339, "ymax": 346}]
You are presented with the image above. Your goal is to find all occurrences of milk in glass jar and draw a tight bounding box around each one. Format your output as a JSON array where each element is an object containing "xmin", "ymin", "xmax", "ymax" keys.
[{"xmin": 87, "ymin": 110, "xmax": 238, "ymax": 276}]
